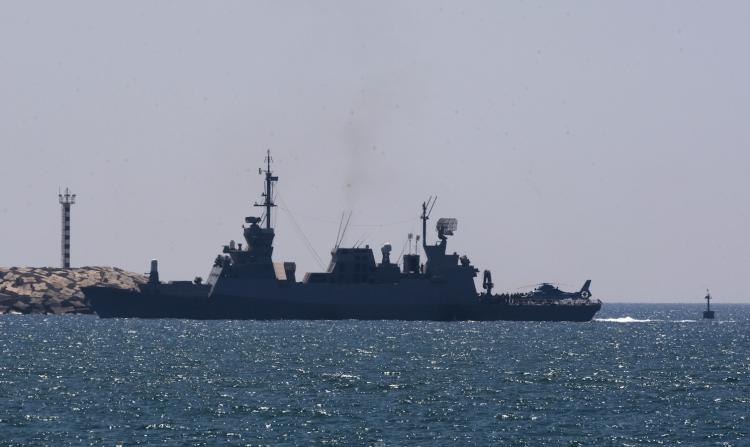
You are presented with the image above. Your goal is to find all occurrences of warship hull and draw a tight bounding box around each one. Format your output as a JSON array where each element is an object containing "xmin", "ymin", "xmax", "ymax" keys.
[
  {"xmin": 83, "ymin": 153, "xmax": 602, "ymax": 322},
  {"xmin": 84, "ymin": 286, "xmax": 602, "ymax": 321}
]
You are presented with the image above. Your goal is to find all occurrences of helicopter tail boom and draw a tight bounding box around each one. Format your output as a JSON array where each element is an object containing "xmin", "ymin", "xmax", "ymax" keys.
[
  {"xmin": 579, "ymin": 280, "xmax": 592, "ymax": 298},
  {"xmin": 580, "ymin": 280, "xmax": 591, "ymax": 293}
]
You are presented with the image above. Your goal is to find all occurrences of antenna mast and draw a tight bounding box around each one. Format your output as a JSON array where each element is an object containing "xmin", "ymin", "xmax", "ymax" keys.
[
  {"xmin": 421, "ymin": 196, "xmax": 436, "ymax": 248},
  {"xmin": 58, "ymin": 188, "xmax": 76, "ymax": 268},
  {"xmin": 254, "ymin": 150, "xmax": 278, "ymax": 229}
]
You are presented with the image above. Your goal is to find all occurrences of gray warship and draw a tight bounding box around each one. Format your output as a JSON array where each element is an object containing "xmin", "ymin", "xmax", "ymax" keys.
[{"xmin": 84, "ymin": 153, "xmax": 602, "ymax": 321}]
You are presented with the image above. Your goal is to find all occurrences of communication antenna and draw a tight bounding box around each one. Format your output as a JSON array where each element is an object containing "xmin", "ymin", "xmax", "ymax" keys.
[
  {"xmin": 427, "ymin": 196, "xmax": 437, "ymax": 217},
  {"xmin": 340, "ymin": 211, "xmax": 353, "ymax": 247},
  {"xmin": 334, "ymin": 211, "xmax": 353, "ymax": 249},
  {"xmin": 334, "ymin": 212, "xmax": 345, "ymax": 249},
  {"xmin": 58, "ymin": 188, "xmax": 76, "ymax": 268},
  {"xmin": 253, "ymin": 150, "xmax": 278, "ymax": 229},
  {"xmin": 407, "ymin": 233, "xmax": 414, "ymax": 254}
]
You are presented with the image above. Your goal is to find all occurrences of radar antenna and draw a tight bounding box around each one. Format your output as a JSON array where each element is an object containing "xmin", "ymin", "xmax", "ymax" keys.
[{"xmin": 436, "ymin": 217, "xmax": 458, "ymax": 240}]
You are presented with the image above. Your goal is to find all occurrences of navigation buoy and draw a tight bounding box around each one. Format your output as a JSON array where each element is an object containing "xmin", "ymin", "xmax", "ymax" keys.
[{"xmin": 703, "ymin": 289, "xmax": 715, "ymax": 319}]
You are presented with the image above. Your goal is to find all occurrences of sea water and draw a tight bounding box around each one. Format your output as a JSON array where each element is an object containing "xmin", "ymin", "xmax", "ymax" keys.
[{"xmin": 0, "ymin": 304, "xmax": 747, "ymax": 446}]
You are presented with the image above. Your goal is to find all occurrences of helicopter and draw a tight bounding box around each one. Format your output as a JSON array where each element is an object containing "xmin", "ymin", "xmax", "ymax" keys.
[{"xmin": 522, "ymin": 280, "xmax": 592, "ymax": 300}]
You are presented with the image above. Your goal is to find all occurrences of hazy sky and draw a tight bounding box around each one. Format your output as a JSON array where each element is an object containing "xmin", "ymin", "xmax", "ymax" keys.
[{"xmin": 1, "ymin": 2, "xmax": 748, "ymax": 302}]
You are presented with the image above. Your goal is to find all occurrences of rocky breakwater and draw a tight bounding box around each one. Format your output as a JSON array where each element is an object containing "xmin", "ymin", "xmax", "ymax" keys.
[{"xmin": 0, "ymin": 267, "xmax": 147, "ymax": 315}]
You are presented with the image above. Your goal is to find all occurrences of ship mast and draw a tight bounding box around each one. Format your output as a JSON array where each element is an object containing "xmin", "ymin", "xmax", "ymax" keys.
[
  {"xmin": 421, "ymin": 202, "xmax": 427, "ymax": 248},
  {"xmin": 254, "ymin": 150, "xmax": 278, "ymax": 229},
  {"xmin": 421, "ymin": 196, "xmax": 436, "ymax": 249},
  {"xmin": 705, "ymin": 289, "xmax": 711, "ymax": 313}
]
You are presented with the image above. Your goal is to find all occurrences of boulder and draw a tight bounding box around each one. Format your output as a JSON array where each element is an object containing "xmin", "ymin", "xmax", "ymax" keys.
[
  {"xmin": 11, "ymin": 301, "xmax": 30, "ymax": 313},
  {"xmin": 0, "ymin": 267, "xmax": 147, "ymax": 315}
]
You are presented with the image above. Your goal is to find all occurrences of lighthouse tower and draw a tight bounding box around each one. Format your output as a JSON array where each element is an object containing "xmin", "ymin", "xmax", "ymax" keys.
[{"xmin": 58, "ymin": 188, "xmax": 76, "ymax": 268}]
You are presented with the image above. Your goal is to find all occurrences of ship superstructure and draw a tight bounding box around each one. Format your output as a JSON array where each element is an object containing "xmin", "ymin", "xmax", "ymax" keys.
[{"xmin": 84, "ymin": 152, "xmax": 602, "ymax": 321}]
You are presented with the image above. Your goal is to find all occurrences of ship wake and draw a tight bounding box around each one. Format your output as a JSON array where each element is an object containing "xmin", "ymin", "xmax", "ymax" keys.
[
  {"xmin": 595, "ymin": 316, "xmax": 659, "ymax": 323},
  {"xmin": 595, "ymin": 316, "xmax": 699, "ymax": 323}
]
